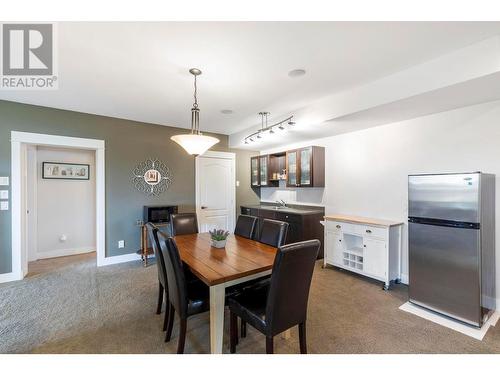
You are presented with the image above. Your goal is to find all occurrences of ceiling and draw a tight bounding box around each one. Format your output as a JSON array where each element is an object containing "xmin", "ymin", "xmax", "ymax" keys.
[{"xmin": 2, "ymin": 22, "xmax": 500, "ymax": 136}]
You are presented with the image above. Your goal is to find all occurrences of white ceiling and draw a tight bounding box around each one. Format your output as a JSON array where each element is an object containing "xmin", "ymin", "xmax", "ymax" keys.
[{"xmin": 2, "ymin": 22, "xmax": 500, "ymax": 136}]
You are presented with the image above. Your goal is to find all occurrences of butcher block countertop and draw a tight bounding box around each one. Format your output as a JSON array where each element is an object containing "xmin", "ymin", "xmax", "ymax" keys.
[{"xmin": 324, "ymin": 214, "xmax": 404, "ymax": 228}]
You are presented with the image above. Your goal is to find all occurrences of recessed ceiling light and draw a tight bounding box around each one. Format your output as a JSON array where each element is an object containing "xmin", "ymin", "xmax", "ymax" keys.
[
  {"xmin": 288, "ymin": 69, "xmax": 306, "ymax": 78},
  {"xmin": 221, "ymin": 109, "xmax": 233, "ymax": 114}
]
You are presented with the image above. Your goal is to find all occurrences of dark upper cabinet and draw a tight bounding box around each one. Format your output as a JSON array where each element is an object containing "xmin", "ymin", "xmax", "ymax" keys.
[
  {"xmin": 251, "ymin": 156, "xmax": 260, "ymax": 187},
  {"xmin": 286, "ymin": 146, "xmax": 325, "ymax": 188},
  {"xmin": 259, "ymin": 155, "xmax": 269, "ymax": 186}
]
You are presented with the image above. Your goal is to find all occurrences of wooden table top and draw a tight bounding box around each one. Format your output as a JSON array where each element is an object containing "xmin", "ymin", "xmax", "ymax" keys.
[{"xmin": 173, "ymin": 233, "xmax": 278, "ymax": 286}]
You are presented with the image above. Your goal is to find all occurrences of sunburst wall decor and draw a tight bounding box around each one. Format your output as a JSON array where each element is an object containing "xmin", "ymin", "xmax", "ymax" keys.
[{"xmin": 132, "ymin": 158, "xmax": 173, "ymax": 196}]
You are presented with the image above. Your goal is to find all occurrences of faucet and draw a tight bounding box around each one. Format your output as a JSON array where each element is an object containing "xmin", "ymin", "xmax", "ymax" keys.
[{"xmin": 276, "ymin": 199, "xmax": 287, "ymax": 208}]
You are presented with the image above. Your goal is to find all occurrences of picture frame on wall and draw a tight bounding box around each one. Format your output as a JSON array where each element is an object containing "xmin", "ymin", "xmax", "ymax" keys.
[{"xmin": 42, "ymin": 162, "xmax": 90, "ymax": 180}]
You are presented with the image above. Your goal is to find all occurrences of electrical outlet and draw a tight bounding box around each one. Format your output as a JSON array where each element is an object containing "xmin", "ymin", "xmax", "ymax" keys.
[
  {"xmin": 118, "ymin": 240, "xmax": 125, "ymax": 248},
  {"xmin": 0, "ymin": 201, "xmax": 8, "ymax": 211},
  {"xmin": 136, "ymin": 219, "xmax": 144, "ymax": 226},
  {"xmin": 0, "ymin": 190, "xmax": 8, "ymax": 199}
]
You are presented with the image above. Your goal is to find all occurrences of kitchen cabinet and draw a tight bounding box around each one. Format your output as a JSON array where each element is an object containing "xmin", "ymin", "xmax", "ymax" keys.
[
  {"xmin": 259, "ymin": 155, "xmax": 269, "ymax": 186},
  {"xmin": 251, "ymin": 156, "xmax": 260, "ymax": 187},
  {"xmin": 250, "ymin": 146, "xmax": 324, "ymax": 188},
  {"xmin": 286, "ymin": 146, "xmax": 325, "ymax": 187},
  {"xmin": 240, "ymin": 205, "xmax": 325, "ymax": 258},
  {"xmin": 324, "ymin": 215, "xmax": 403, "ymax": 290}
]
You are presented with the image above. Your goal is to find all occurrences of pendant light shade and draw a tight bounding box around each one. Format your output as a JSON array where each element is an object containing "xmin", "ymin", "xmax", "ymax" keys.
[
  {"xmin": 171, "ymin": 68, "xmax": 220, "ymax": 156},
  {"xmin": 171, "ymin": 133, "xmax": 219, "ymax": 156}
]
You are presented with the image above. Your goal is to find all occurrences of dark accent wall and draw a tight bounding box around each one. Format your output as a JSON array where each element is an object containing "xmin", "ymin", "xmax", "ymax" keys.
[
  {"xmin": 231, "ymin": 148, "xmax": 260, "ymax": 217},
  {"xmin": 0, "ymin": 100, "xmax": 229, "ymax": 274}
]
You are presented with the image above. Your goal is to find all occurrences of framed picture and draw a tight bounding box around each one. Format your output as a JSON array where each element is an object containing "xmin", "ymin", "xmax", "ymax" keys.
[{"xmin": 42, "ymin": 162, "xmax": 90, "ymax": 180}]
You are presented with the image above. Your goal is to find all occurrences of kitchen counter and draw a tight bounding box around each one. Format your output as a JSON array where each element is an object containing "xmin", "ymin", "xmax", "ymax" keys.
[
  {"xmin": 324, "ymin": 214, "xmax": 404, "ymax": 228},
  {"xmin": 241, "ymin": 204, "xmax": 324, "ymax": 216},
  {"xmin": 240, "ymin": 203, "xmax": 325, "ymax": 258}
]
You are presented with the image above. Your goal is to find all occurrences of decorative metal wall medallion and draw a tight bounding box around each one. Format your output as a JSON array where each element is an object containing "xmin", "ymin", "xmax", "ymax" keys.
[{"xmin": 132, "ymin": 159, "xmax": 173, "ymax": 196}]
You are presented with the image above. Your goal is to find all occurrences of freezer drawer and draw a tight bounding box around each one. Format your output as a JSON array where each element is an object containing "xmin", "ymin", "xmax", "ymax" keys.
[
  {"xmin": 409, "ymin": 221, "xmax": 481, "ymax": 326},
  {"xmin": 408, "ymin": 173, "xmax": 480, "ymax": 223}
]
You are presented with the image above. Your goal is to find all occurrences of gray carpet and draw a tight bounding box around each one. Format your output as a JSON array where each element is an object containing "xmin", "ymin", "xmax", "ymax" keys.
[{"xmin": 1, "ymin": 255, "xmax": 500, "ymax": 354}]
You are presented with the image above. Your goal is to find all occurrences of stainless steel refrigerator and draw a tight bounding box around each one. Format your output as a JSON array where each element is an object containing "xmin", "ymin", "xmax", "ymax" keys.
[{"xmin": 408, "ymin": 172, "xmax": 495, "ymax": 327}]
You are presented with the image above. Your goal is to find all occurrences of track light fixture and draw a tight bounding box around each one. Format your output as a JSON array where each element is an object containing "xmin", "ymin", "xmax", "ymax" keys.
[{"xmin": 243, "ymin": 113, "xmax": 295, "ymax": 144}]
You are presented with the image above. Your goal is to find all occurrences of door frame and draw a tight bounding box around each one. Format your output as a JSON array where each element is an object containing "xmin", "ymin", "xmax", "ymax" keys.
[
  {"xmin": 195, "ymin": 150, "xmax": 236, "ymax": 232},
  {"xmin": 10, "ymin": 131, "xmax": 106, "ymax": 281}
]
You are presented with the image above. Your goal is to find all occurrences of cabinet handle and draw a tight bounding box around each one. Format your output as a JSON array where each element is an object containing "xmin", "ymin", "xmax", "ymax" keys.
[
  {"xmin": 339, "ymin": 239, "xmax": 342, "ymax": 242},
  {"xmin": 336, "ymin": 225, "xmax": 341, "ymax": 229},
  {"xmin": 366, "ymin": 229, "xmax": 372, "ymax": 233},
  {"xmin": 363, "ymin": 244, "xmax": 366, "ymax": 248}
]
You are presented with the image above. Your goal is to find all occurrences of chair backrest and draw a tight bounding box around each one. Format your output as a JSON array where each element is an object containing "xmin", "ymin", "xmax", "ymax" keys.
[
  {"xmin": 170, "ymin": 213, "xmax": 199, "ymax": 236},
  {"xmin": 159, "ymin": 234, "xmax": 189, "ymax": 317},
  {"xmin": 259, "ymin": 219, "xmax": 289, "ymax": 248},
  {"xmin": 146, "ymin": 222, "xmax": 166, "ymax": 287},
  {"xmin": 234, "ymin": 215, "xmax": 258, "ymax": 239},
  {"xmin": 265, "ymin": 239, "xmax": 320, "ymax": 336}
]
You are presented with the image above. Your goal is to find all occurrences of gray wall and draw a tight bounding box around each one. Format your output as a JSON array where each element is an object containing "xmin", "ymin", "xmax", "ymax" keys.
[
  {"xmin": 0, "ymin": 100, "xmax": 229, "ymax": 274},
  {"xmin": 231, "ymin": 148, "xmax": 260, "ymax": 215}
]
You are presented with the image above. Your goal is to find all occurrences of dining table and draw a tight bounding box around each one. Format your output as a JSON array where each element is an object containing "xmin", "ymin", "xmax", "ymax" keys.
[{"xmin": 173, "ymin": 232, "xmax": 278, "ymax": 354}]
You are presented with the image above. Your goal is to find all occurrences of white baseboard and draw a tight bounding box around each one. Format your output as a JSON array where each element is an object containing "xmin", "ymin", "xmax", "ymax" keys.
[
  {"xmin": 35, "ymin": 247, "xmax": 95, "ymax": 260},
  {"xmin": 400, "ymin": 273, "xmax": 409, "ymax": 285},
  {"xmin": 97, "ymin": 252, "xmax": 142, "ymax": 267},
  {"xmin": 0, "ymin": 272, "xmax": 20, "ymax": 284}
]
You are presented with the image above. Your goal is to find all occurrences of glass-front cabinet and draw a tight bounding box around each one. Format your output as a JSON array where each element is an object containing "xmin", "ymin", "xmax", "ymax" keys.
[
  {"xmin": 286, "ymin": 150, "xmax": 298, "ymax": 187},
  {"xmin": 287, "ymin": 146, "xmax": 321, "ymax": 187},
  {"xmin": 251, "ymin": 156, "xmax": 260, "ymax": 187},
  {"xmin": 259, "ymin": 155, "xmax": 269, "ymax": 186},
  {"xmin": 299, "ymin": 147, "xmax": 312, "ymax": 187},
  {"xmin": 254, "ymin": 146, "xmax": 324, "ymax": 188}
]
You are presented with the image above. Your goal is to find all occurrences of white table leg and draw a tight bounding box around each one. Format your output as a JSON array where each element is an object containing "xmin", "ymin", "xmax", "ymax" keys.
[{"xmin": 209, "ymin": 284, "xmax": 225, "ymax": 354}]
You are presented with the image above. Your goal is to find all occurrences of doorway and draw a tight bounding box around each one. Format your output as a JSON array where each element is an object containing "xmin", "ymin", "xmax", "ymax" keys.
[
  {"xmin": 10, "ymin": 131, "xmax": 105, "ymax": 281},
  {"xmin": 195, "ymin": 151, "xmax": 236, "ymax": 233},
  {"xmin": 25, "ymin": 145, "xmax": 97, "ymax": 275}
]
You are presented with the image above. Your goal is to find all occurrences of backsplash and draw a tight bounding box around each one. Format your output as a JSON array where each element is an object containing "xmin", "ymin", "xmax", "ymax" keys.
[{"xmin": 260, "ymin": 180, "xmax": 326, "ymax": 206}]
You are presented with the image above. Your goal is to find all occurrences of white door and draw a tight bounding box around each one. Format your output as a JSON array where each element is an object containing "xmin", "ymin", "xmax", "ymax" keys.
[
  {"xmin": 196, "ymin": 152, "xmax": 235, "ymax": 233},
  {"xmin": 363, "ymin": 237, "xmax": 387, "ymax": 279}
]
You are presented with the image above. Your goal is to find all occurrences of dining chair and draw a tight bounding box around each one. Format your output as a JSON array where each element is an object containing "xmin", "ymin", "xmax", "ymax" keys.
[
  {"xmin": 170, "ymin": 213, "xmax": 199, "ymax": 236},
  {"xmin": 228, "ymin": 239, "xmax": 320, "ymax": 354},
  {"xmin": 234, "ymin": 215, "xmax": 258, "ymax": 239},
  {"xmin": 238, "ymin": 218, "xmax": 290, "ymax": 338},
  {"xmin": 145, "ymin": 222, "xmax": 171, "ymax": 331},
  {"xmin": 161, "ymin": 235, "xmax": 210, "ymax": 354},
  {"xmin": 259, "ymin": 218, "xmax": 289, "ymax": 247}
]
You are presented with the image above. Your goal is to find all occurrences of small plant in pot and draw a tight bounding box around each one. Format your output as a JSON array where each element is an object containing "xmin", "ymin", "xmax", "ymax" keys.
[{"xmin": 209, "ymin": 229, "xmax": 230, "ymax": 248}]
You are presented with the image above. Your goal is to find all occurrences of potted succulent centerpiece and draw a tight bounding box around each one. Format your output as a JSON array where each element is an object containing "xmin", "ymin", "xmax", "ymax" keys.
[{"xmin": 209, "ymin": 229, "xmax": 230, "ymax": 248}]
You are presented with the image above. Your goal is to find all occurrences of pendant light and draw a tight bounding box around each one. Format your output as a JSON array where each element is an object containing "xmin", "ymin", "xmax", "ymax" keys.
[{"xmin": 171, "ymin": 68, "xmax": 220, "ymax": 156}]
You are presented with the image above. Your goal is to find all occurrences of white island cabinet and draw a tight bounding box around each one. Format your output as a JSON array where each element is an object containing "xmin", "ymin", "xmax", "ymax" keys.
[{"xmin": 324, "ymin": 215, "xmax": 404, "ymax": 290}]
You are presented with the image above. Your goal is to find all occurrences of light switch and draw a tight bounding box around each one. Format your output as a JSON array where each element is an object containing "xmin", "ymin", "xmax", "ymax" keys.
[
  {"xmin": 0, "ymin": 177, "xmax": 8, "ymax": 186},
  {"xmin": 0, "ymin": 201, "xmax": 8, "ymax": 211},
  {"xmin": 0, "ymin": 190, "xmax": 8, "ymax": 199}
]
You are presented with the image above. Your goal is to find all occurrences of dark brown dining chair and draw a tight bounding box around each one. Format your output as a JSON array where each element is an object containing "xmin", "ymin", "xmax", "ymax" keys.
[
  {"xmin": 238, "ymin": 218, "xmax": 290, "ymax": 338},
  {"xmin": 146, "ymin": 223, "xmax": 170, "ymax": 329},
  {"xmin": 234, "ymin": 215, "xmax": 258, "ymax": 239},
  {"xmin": 228, "ymin": 239, "xmax": 320, "ymax": 354},
  {"xmin": 170, "ymin": 213, "xmax": 199, "ymax": 236},
  {"xmin": 161, "ymin": 235, "xmax": 210, "ymax": 354},
  {"xmin": 259, "ymin": 219, "xmax": 289, "ymax": 248}
]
